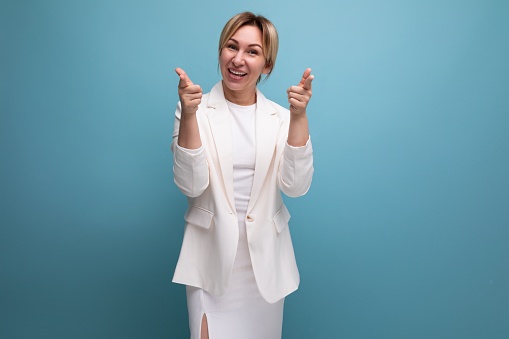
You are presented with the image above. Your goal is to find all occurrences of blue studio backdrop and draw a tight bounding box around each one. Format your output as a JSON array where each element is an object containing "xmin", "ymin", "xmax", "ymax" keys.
[{"xmin": 1, "ymin": 0, "xmax": 508, "ymax": 338}]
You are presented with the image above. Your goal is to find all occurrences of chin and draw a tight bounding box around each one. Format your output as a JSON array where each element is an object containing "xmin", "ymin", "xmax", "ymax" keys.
[{"xmin": 222, "ymin": 79, "xmax": 242, "ymax": 91}]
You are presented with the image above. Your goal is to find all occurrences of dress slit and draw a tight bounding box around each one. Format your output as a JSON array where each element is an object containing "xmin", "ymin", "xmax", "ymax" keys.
[{"xmin": 200, "ymin": 313, "xmax": 209, "ymax": 339}]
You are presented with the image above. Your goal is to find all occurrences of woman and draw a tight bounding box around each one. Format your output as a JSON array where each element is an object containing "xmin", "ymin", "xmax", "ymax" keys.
[{"xmin": 172, "ymin": 12, "xmax": 314, "ymax": 339}]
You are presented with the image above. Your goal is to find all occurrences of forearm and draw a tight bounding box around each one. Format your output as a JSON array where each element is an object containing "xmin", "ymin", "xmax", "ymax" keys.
[
  {"xmin": 177, "ymin": 113, "xmax": 202, "ymax": 149},
  {"xmin": 287, "ymin": 112, "xmax": 309, "ymax": 147}
]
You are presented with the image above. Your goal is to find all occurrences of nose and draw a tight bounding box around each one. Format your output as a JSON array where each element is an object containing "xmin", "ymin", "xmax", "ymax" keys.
[{"xmin": 232, "ymin": 51, "xmax": 244, "ymax": 66}]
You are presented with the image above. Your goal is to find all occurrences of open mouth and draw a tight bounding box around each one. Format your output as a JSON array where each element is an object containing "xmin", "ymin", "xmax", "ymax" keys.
[{"xmin": 228, "ymin": 68, "xmax": 247, "ymax": 77}]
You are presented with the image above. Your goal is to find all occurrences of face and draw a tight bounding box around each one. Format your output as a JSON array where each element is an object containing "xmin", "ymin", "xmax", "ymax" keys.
[{"xmin": 219, "ymin": 25, "xmax": 270, "ymax": 104}]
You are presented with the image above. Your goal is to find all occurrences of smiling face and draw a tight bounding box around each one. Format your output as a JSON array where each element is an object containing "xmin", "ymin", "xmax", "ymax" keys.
[{"xmin": 219, "ymin": 25, "xmax": 270, "ymax": 105}]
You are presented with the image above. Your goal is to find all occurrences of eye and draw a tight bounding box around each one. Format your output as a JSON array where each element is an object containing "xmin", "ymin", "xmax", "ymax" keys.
[
  {"xmin": 227, "ymin": 44, "xmax": 238, "ymax": 51},
  {"xmin": 247, "ymin": 49, "xmax": 259, "ymax": 55}
]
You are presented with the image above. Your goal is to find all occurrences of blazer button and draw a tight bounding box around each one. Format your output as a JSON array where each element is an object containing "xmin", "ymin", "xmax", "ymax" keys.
[{"xmin": 246, "ymin": 215, "xmax": 254, "ymax": 222}]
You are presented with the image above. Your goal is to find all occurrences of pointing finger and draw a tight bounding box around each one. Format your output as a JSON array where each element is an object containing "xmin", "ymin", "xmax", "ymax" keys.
[
  {"xmin": 302, "ymin": 74, "xmax": 314, "ymax": 90},
  {"xmin": 298, "ymin": 68, "xmax": 312, "ymax": 88},
  {"xmin": 175, "ymin": 67, "xmax": 193, "ymax": 88}
]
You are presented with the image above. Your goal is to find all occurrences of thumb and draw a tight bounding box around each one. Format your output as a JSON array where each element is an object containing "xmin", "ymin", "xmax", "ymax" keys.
[{"xmin": 175, "ymin": 67, "xmax": 193, "ymax": 88}]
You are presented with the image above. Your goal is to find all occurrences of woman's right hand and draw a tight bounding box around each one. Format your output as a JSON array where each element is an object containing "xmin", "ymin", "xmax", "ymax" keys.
[{"xmin": 175, "ymin": 68, "xmax": 202, "ymax": 116}]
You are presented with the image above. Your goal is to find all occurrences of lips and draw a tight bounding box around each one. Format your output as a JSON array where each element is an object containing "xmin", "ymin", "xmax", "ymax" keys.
[{"xmin": 228, "ymin": 68, "xmax": 247, "ymax": 77}]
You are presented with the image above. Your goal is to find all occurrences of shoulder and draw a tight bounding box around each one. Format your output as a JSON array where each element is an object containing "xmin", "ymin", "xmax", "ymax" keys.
[
  {"xmin": 191, "ymin": 85, "xmax": 216, "ymax": 117},
  {"xmin": 201, "ymin": 91, "xmax": 212, "ymax": 105},
  {"xmin": 268, "ymin": 99, "xmax": 289, "ymax": 116},
  {"xmin": 197, "ymin": 81, "xmax": 224, "ymax": 111},
  {"xmin": 257, "ymin": 88, "xmax": 290, "ymax": 120}
]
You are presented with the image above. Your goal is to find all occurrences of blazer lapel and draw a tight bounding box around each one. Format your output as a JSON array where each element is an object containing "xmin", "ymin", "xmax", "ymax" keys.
[
  {"xmin": 248, "ymin": 88, "xmax": 280, "ymax": 212},
  {"xmin": 206, "ymin": 82, "xmax": 235, "ymax": 210}
]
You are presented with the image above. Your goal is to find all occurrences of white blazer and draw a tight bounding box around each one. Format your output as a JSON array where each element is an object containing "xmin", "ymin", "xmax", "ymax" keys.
[{"xmin": 171, "ymin": 81, "xmax": 314, "ymax": 303}]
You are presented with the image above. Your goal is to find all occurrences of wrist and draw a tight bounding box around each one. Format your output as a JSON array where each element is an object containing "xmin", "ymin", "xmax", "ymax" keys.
[
  {"xmin": 290, "ymin": 111, "xmax": 307, "ymax": 119},
  {"xmin": 181, "ymin": 109, "xmax": 197, "ymax": 117}
]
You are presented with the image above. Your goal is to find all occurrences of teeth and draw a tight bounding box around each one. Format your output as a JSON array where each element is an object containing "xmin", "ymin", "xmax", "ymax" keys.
[{"xmin": 229, "ymin": 69, "xmax": 246, "ymax": 76}]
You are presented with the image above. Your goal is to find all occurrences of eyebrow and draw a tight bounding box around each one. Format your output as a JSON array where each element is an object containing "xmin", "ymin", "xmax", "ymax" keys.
[{"xmin": 229, "ymin": 38, "xmax": 262, "ymax": 49}]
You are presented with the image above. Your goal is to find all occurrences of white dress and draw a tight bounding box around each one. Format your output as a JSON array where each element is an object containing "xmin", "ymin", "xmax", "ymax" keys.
[{"xmin": 185, "ymin": 100, "xmax": 285, "ymax": 339}]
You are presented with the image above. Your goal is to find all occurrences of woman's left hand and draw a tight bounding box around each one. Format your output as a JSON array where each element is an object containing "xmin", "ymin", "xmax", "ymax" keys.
[{"xmin": 287, "ymin": 68, "xmax": 314, "ymax": 116}]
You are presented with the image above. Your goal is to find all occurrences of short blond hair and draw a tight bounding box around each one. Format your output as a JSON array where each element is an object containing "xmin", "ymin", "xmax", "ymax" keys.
[{"xmin": 218, "ymin": 12, "xmax": 279, "ymax": 83}]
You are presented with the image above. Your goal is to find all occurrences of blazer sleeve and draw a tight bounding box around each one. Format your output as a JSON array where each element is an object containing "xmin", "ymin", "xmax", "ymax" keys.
[
  {"xmin": 171, "ymin": 102, "xmax": 210, "ymax": 198},
  {"xmin": 277, "ymin": 137, "xmax": 314, "ymax": 197}
]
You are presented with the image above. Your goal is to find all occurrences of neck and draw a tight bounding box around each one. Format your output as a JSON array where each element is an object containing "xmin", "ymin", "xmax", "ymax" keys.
[{"xmin": 222, "ymin": 81, "xmax": 257, "ymax": 106}]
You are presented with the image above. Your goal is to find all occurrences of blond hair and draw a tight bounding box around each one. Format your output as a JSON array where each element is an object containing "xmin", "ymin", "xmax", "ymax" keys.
[{"xmin": 218, "ymin": 12, "xmax": 279, "ymax": 83}]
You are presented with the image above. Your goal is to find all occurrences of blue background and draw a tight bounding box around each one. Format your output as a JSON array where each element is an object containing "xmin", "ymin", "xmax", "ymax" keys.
[{"xmin": 1, "ymin": 0, "xmax": 508, "ymax": 338}]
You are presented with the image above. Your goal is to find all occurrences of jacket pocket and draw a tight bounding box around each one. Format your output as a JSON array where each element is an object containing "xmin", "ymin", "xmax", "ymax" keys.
[
  {"xmin": 184, "ymin": 205, "xmax": 214, "ymax": 229},
  {"xmin": 273, "ymin": 204, "xmax": 291, "ymax": 234}
]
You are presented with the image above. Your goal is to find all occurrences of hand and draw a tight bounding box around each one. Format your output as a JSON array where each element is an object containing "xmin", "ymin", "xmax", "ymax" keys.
[
  {"xmin": 175, "ymin": 67, "xmax": 202, "ymax": 115},
  {"xmin": 287, "ymin": 68, "xmax": 314, "ymax": 116}
]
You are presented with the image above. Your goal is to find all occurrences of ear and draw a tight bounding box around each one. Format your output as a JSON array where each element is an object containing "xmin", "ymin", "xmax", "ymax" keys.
[{"xmin": 262, "ymin": 64, "xmax": 271, "ymax": 75}]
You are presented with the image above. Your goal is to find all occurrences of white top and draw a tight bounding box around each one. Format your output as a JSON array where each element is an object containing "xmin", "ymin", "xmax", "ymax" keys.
[{"xmin": 227, "ymin": 100, "xmax": 256, "ymax": 219}]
